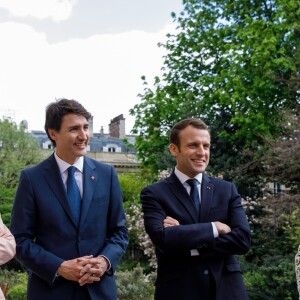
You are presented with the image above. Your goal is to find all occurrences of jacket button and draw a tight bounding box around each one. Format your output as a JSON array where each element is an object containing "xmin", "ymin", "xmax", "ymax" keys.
[{"xmin": 204, "ymin": 270, "xmax": 209, "ymax": 275}]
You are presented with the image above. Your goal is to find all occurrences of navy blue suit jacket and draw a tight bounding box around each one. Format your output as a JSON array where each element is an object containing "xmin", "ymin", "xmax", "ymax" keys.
[
  {"xmin": 11, "ymin": 154, "xmax": 128, "ymax": 300},
  {"xmin": 141, "ymin": 172, "xmax": 251, "ymax": 300}
]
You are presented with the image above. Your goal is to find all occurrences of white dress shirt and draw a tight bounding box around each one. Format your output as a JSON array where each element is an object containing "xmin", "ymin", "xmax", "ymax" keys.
[
  {"xmin": 54, "ymin": 153, "xmax": 84, "ymax": 197},
  {"xmin": 174, "ymin": 168, "xmax": 219, "ymax": 256}
]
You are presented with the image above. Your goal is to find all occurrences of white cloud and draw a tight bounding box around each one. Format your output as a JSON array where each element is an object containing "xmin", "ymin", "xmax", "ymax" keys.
[
  {"xmin": 0, "ymin": 0, "xmax": 76, "ymax": 21},
  {"xmin": 0, "ymin": 21, "xmax": 175, "ymax": 133}
]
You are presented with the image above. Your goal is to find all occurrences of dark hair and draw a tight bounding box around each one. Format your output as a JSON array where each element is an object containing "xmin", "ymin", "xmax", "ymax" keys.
[
  {"xmin": 45, "ymin": 98, "xmax": 91, "ymax": 147},
  {"xmin": 169, "ymin": 118, "xmax": 210, "ymax": 147}
]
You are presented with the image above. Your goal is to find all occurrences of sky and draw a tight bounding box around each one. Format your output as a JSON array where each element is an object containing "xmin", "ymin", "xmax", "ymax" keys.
[{"xmin": 0, "ymin": 0, "xmax": 183, "ymax": 134}]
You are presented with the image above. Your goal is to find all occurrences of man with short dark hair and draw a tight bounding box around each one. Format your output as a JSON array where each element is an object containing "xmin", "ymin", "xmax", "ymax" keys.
[
  {"xmin": 11, "ymin": 99, "xmax": 128, "ymax": 300},
  {"xmin": 141, "ymin": 118, "xmax": 251, "ymax": 300}
]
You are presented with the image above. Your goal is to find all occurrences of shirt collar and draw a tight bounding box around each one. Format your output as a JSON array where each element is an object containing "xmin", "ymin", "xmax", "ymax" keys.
[
  {"xmin": 54, "ymin": 152, "xmax": 84, "ymax": 174},
  {"xmin": 174, "ymin": 167, "xmax": 202, "ymax": 185}
]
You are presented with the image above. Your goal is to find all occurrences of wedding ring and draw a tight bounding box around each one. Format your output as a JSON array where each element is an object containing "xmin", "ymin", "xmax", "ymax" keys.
[{"xmin": 92, "ymin": 273, "xmax": 96, "ymax": 277}]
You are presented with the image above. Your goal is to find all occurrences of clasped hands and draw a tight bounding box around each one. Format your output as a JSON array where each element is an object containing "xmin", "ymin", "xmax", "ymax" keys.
[{"xmin": 57, "ymin": 255, "xmax": 109, "ymax": 286}]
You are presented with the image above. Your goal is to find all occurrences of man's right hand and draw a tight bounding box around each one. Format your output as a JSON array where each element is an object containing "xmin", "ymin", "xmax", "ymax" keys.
[
  {"xmin": 213, "ymin": 221, "xmax": 231, "ymax": 235},
  {"xmin": 163, "ymin": 216, "xmax": 180, "ymax": 227}
]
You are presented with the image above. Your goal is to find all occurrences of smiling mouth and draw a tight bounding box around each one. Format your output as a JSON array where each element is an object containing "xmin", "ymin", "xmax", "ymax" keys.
[
  {"xmin": 75, "ymin": 142, "xmax": 86, "ymax": 147},
  {"xmin": 192, "ymin": 159, "xmax": 205, "ymax": 163}
]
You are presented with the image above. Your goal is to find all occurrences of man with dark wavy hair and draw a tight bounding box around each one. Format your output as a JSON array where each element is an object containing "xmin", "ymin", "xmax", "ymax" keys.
[{"xmin": 11, "ymin": 99, "xmax": 128, "ymax": 300}]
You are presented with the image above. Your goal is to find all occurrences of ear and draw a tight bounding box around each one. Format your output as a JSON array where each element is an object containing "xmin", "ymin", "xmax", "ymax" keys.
[
  {"xmin": 169, "ymin": 143, "xmax": 179, "ymax": 158},
  {"xmin": 48, "ymin": 129, "xmax": 57, "ymax": 141}
]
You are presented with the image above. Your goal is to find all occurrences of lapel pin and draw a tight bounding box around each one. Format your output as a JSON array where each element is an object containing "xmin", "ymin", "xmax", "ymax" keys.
[
  {"xmin": 91, "ymin": 176, "xmax": 95, "ymax": 180},
  {"xmin": 206, "ymin": 186, "xmax": 211, "ymax": 190}
]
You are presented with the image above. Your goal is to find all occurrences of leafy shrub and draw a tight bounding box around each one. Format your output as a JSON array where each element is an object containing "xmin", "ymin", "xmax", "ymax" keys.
[
  {"xmin": 0, "ymin": 268, "xmax": 27, "ymax": 300},
  {"xmin": 1, "ymin": 264, "xmax": 156, "ymax": 300},
  {"xmin": 118, "ymin": 173, "xmax": 150, "ymax": 207},
  {"xmin": 242, "ymin": 255, "xmax": 298, "ymax": 300},
  {"xmin": 125, "ymin": 204, "xmax": 156, "ymax": 269},
  {"xmin": 116, "ymin": 264, "xmax": 155, "ymax": 300}
]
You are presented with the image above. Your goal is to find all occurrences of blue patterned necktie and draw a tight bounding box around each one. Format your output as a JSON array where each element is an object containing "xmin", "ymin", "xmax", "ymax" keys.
[
  {"xmin": 67, "ymin": 166, "xmax": 81, "ymax": 224},
  {"xmin": 186, "ymin": 178, "xmax": 200, "ymax": 216}
]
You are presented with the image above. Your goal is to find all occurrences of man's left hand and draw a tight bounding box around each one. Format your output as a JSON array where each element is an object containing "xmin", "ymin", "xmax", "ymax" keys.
[{"xmin": 78, "ymin": 256, "xmax": 109, "ymax": 286}]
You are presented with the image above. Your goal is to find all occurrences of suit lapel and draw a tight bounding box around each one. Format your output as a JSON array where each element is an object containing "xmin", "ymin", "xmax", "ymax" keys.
[
  {"xmin": 43, "ymin": 155, "xmax": 75, "ymax": 225},
  {"xmin": 168, "ymin": 172, "xmax": 199, "ymax": 223},
  {"xmin": 200, "ymin": 174, "xmax": 214, "ymax": 221}
]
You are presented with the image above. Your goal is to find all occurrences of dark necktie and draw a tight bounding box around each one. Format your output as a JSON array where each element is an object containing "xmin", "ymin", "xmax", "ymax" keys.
[
  {"xmin": 67, "ymin": 166, "xmax": 81, "ymax": 224},
  {"xmin": 186, "ymin": 178, "xmax": 200, "ymax": 216}
]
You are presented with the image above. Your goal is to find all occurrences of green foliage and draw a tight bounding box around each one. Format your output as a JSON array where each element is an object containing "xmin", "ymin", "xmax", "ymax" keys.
[
  {"xmin": 282, "ymin": 209, "xmax": 300, "ymax": 251},
  {"xmin": 118, "ymin": 173, "xmax": 151, "ymax": 207},
  {"xmin": 156, "ymin": 146, "xmax": 175, "ymax": 174},
  {"xmin": 125, "ymin": 204, "xmax": 156, "ymax": 269},
  {"xmin": 240, "ymin": 189, "xmax": 299, "ymax": 299},
  {"xmin": 0, "ymin": 118, "xmax": 42, "ymax": 189},
  {"xmin": 0, "ymin": 187, "xmax": 16, "ymax": 226},
  {"xmin": 260, "ymin": 111, "xmax": 300, "ymax": 192},
  {"xmin": 125, "ymin": 204, "xmax": 142, "ymax": 248},
  {"xmin": 0, "ymin": 269, "xmax": 27, "ymax": 300},
  {"xmin": 242, "ymin": 255, "xmax": 298, "ymax": 300},
  {"xmin": 118, "ymin": 173, "xmax": 156, "ymax": 271},
  {"xmin": 118, "ymin": 256, "xmax": 153, "ymax": 276},
  {"xmin": 116, "ymin": 265, "xmax": 155, "ymax": 300},
  {"xmin": 0, "ymin": 118, "xmax": 42, "ymax": 224},
  {"xmin": 0, "ymin": 265, "xmax": 156, "ymax": 300},
  {"xmin": 118, "ymin": 257, "xmax": 145, "ymax": 273},
  {"xmin": 130, "ymin": 0, "xmax": 300, "ymax": 175},
  {"xmin": 244, "ymin": 272, "xmax": 269, "ymax": 296}
]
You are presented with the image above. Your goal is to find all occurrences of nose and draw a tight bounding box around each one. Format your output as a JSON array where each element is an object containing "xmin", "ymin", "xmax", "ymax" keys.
[
  {"xmin": 78, "ymin": 128, "xmax": 88, "ymax": 140},
  {"xmin": 196, "ymin": 145, "xmax": 205, "ymax": 154}
]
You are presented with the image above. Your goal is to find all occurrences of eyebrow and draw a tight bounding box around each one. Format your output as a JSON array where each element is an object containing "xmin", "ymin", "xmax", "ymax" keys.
[{"xmin": 68, "ymin": 123, "xmax": 89, "ymax": 130}]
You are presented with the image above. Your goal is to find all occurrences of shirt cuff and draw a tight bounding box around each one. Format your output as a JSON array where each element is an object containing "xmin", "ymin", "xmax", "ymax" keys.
[
  {"xmin": 99, "ymin": 255, "xmax": 112, "ymax": 274},
  {"xmin": 190, "ymin": 249, "xmax": 200, "ymax": 256},
  {"xmin": 211, "ymin": 222, "xmax": 219, "ymax": 238}
]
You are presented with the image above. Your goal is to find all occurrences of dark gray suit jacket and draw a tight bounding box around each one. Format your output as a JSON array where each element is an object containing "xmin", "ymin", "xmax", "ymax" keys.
[{"xmin": 141, "ymin": 171, "xmax": 251, "ymax": 300}]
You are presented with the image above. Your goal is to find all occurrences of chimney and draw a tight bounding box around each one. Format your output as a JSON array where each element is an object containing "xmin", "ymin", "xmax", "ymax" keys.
[{"xmin": 109, "ymin": 114, "xmax": 125, "ymax": 139}]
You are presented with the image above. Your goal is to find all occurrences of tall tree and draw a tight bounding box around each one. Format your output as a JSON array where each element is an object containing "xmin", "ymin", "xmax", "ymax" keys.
[
  {"xmin": 130, "ymin": 0, "xmax": 300, "ymax": 176},
  {"xmin": 0, "ymin": 118, "xmax": 42, "ymax": 224}
]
